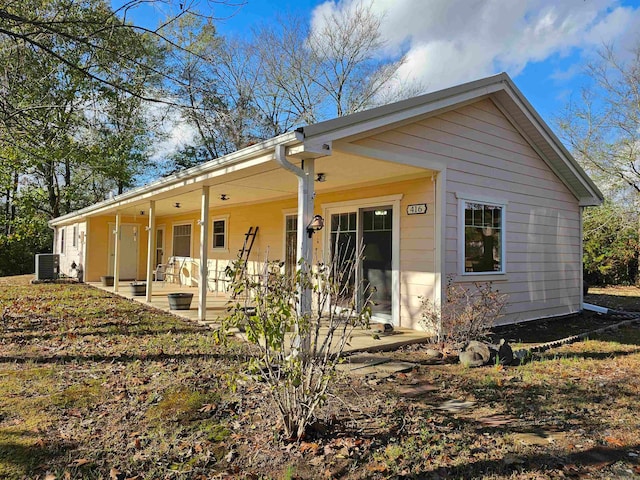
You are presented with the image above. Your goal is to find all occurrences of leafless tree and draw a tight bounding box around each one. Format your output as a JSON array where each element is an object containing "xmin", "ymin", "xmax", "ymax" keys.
[{"xmin": 558, "ymin": 43, "xmax": 640, "ymax": 203}]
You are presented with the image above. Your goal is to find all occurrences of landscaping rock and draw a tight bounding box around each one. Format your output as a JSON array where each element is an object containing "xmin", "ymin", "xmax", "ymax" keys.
[
  {"xmin": 466, "ymin": 340, "xmax": 491, "ymax": 363},
  {"xmin": 496, "ymin": 338, "xmax": 514, "ymax": 365},
  {"xmin": 459, "ymin": 350, "xmax": 486, "ymax": 367},
  {"xmin": 459, "ymin": 339, "xmax": 515, "ymax": 367},
  {"xmin": 425, "ymin": 348, "xmax": 444, "ymax": 359}
]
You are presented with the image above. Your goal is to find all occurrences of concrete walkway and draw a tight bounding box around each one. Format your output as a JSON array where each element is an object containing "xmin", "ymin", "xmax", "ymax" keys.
[{"xmin": 89, "ymin": 280, "xmax": 431, "ymax": 355}]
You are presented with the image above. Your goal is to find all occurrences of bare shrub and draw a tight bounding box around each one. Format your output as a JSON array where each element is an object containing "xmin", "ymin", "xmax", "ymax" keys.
[
  {"xmin": 420, "ymin": 277, "xmax": 508, "ymax": 347},
  {"xmin": 216, "ymin": 246, "xmax": 371, "ymax": 440}
]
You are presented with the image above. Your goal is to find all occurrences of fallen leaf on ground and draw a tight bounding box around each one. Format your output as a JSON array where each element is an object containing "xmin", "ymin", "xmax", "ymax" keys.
[
  {"xmin": 604, "ymin": 436, "xmax": 624, "ymax": 447},
  {"xmin": 70, "ymin": 459, "xmax": 90, "ymax": 467},
  {"xmin": 299, "ymin": 441, "xmax": 320, "ymax": 454},
  {"xmin": 110, "ymin": 468, "xmax": 125, "ymax": 480},
  {"xmin": 366, "ymin": 463, "xmax": 388, "ymax": 472},
  {"xmin": 199, "ymin": 403, "xmax": 217, "ymax": 413},
  {"xmin": 477, "ymin": 414, "xmax": 515, "ymax": 427}
]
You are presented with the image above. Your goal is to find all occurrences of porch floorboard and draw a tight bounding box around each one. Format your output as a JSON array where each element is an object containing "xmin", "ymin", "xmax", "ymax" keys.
[{"xmin": 88, "ymin": 281, "xmax": 431, "ymax": 354}]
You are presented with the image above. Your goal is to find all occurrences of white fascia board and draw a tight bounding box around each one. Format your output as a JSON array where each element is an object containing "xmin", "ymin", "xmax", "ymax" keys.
[
  {"xmin": 302, "ymin": 80, "xmax": 506, "ymax": 145},
  {"xmin": 49, "ymin": 132, "xmax": 300, "ymax": 226}
]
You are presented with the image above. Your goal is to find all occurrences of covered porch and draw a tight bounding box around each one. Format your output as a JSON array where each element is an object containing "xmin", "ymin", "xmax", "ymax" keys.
[{"xmin": 57, "ymin": 134, "xmax": 442, "ymax": 330}]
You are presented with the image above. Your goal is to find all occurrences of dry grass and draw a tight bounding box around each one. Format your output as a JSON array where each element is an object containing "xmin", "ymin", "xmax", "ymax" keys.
[
  {"xmin": 0, "ymin": 274, "xmax": 33, "ymax": 286},
  {"xmin": 1, "ymin": 279, "xmax": 640, "ymax": 479}
]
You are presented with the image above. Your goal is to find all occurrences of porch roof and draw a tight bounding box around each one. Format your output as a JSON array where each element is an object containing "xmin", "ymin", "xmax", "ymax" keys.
[{"xmin": 50, "ymin": 72, "xmax": 603, "ymax": 227}]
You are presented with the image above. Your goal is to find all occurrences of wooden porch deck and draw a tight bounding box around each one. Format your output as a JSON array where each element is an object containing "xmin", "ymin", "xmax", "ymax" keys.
[
  {"xmin": 88, "ymin": 280, "xmax": 228, "ymax": 327},
  {"xmin": 88, "ymin": 280, "xmax": 431, "ymax": 354}
]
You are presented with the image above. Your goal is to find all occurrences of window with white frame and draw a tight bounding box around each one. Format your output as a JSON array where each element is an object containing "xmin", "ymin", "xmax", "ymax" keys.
[
  {"xmin": 72, "ymin": 226, "xmax": 77, "ymax": 247},
  {"xmin": 212, "ymin": 218, "xmax": 227, "ymax": 250},
  {"xmin": 60, "ymin": 228, "xmax": 65, "ymax": 254},
  {"xmin": 172, "ymin": 224, "xmax": 192, "ymax": 257},
  {"xmin": 461, "ymin": 199, "xmax": 505, "ymax": 274}
]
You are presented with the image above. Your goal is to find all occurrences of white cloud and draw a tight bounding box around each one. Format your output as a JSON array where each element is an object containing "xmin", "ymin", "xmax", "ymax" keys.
[
  {"xmin": 310, "ymin": 0, "xmax": 640, "ymax": 93},
  {"xmin": 144, "ymin": 102, "xmax": 198, "ymax": 163}
]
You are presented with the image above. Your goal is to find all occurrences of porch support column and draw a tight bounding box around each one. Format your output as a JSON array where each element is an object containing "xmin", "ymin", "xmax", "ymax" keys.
[
  {"xmin": 296, "ymin": 158, "xmax": 315, "ymax": 318},
  {"xmin": 198, "ymin": 186, "xmax": 210, "ymax": 321},
  {"xmin": 113, "ymin": 212, "xmax": 121, "ymax": 293},
  {"xmin": 145, "ymin": 200, "xmax": 156, "ymax": 302},
  {"xmin": 274, "ymin": 145, "xmax": 316, "ymax": 354},
  {"xmin": 434, "ymin": 169, "xmax": 446, "ymax": 342}
]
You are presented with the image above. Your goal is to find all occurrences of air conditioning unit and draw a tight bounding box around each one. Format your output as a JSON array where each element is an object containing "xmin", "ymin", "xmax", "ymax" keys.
[{"xmin": 35, "ymin": 254, "xmax": 59, "ymax": 280}]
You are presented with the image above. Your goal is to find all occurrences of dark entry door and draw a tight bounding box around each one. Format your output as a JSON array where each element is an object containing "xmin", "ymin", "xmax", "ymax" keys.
[
  {"xmin": 361, "ymin": 207, "xmax": 393, "ymax": 320},
  {"xmin": 328, "ymin": 206, "xmax": 393, "ymax": 320}
]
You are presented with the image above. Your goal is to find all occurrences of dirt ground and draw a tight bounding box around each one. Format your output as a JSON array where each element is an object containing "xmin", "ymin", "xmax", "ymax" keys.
[{"xmin": 1, "ymin": 280, "xmax": 640, "ymax": 479}]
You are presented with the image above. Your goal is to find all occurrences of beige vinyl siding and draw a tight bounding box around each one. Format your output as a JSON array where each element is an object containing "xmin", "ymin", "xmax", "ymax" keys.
[{"xmin": 355, "ymin": 98, "xmax": 582, "ymax": 324}]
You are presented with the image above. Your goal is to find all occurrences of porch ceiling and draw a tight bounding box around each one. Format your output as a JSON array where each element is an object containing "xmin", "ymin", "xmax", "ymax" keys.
[{"xmin": 115, "ymin": 151, "xmax": 432, "ymax": 217}]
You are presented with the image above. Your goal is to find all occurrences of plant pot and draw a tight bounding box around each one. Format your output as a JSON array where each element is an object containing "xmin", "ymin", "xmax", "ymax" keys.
[
  {"xmin": 101, "ymin": 275, "xmax": 114, "ymax": 287},
  {"xmin": 129, "ymin": 282, "xmax": 146, "ymax": 296},
  {"xmin": 168, "ymin": 292, "xmax": 193, "ymax": 310}
]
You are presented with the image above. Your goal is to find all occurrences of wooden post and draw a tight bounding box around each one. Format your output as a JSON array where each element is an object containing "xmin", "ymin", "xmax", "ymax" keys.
[
  {"xmin": 113, "ymin": 212, "xmax": 121, "ymax": 293},
  {"xmin": 145, "ymin": 201, "xmax": 156, "ymax": 302},
  {"xmin": 297, "ymin": 159, "xmax": 314, "ymax": 350},
  {"xmin": 198, "ymin": 187, "xmax": 210, "ymax": 321}
]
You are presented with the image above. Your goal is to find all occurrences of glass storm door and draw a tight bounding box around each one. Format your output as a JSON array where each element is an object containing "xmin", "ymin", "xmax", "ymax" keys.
[
  {"xmin": 330, "ymin": 212, "xmax": 358, "ymax": 307},
  {"xmin": 361, "ymin": 207, "xmax": 393, "ymax": 321},
  {"xmin": 285, "ymin": 215, "xmax": 297, "ymax": 279},
  {"xmin": 329, "ymin": 206, "xmax": 393, "ymax": 320}
]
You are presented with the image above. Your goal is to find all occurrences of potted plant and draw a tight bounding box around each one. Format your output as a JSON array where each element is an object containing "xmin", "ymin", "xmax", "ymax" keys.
[
  {"xmin": 129, "ymin": 282, "xmax": 146, "ymax": 296},
  {"xmin": 167, "ymin": 292, "xmax": 194, "ymax": 310}
]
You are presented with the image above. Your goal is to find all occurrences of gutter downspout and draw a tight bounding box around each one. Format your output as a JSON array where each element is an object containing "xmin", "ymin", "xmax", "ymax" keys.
[{"xmin": 275, "ymin": 144, "xmax": 315, "ymax": 349}]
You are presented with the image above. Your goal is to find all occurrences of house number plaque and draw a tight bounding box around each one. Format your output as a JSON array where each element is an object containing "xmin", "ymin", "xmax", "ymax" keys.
[{"xmin": 406, "ymin": 203, "xmax": 428, "ymax": 215}]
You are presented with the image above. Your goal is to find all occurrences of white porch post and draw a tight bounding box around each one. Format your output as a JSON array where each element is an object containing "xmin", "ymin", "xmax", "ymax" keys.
[
  {"xmin": 296, "ymin": 158, "xmax": 315, "ymax": 318},
  {"xmin": 274, "ymin": 146, "xmax": 316, "ymax": 353},
  {"xmin": 198, "ymin": 186, "xmax": 210, "ymax": 321},
  {"xmin": 145, "ymin": 200, "xmax": 156, "ymax": 302},
  {"xmin": 113, "ymin": 212, "xmax": 121, "ymax": 293},
  {"xmin": 434, "ymin": 169, "xmax": 447, "ymax": 340}
]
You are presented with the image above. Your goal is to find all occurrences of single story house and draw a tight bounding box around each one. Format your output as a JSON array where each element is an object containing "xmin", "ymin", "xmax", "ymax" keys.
[{"xmin": 49, "ymin": 73, "xmax": 603, "ymax": 329}]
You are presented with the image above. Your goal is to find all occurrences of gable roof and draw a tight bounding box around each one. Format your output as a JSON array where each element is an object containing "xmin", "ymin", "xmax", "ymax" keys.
[
  {"xmin": 298, "ymin": 72, "xmax": 603, "ymax": 206},
  {"xmin": 50, "ymin": 73, "xmax": 602, "ymax": 226}
]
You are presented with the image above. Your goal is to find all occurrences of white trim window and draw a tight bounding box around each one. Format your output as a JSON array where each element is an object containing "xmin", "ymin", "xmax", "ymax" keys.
[
  {"xmin": 60, "ymin": 228, "xmax": 66, "ymax": 255},
  {"xmin": 72, "ymin": 225, "xmax": 77, "ymax": 248},
  {"xmin": 212, "ymin": 217, "xmax": 228, "ymax": 250},
  {"xmin": 172, "ymin": 223, "xmax": 192, "ymax": 257},
  {"xmin": 458, "ymin": 195, "xmax": 506, "ymax": 275}
]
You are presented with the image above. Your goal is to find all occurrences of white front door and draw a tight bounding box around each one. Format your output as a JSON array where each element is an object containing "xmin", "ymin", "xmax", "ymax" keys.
[{"xmin": 108, "ymin": 223, "xmax": 139, "ymax": 280}]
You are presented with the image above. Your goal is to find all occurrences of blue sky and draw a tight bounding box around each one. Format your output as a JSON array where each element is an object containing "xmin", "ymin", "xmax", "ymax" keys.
[{"xmin": 113, "ymin": 0, "xmax": 640, "ymax": 154}]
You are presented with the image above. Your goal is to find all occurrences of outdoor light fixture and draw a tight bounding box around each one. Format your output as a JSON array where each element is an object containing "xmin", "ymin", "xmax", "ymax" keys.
[
  {"xmin": 306, "ymin": 214, "xmax": 325, "ymax": 238},
  {"xmin": 140, "ymin": 210, "xmax": 145, "ymax": 216},
  {"xmin": 220, "ymin": 194, "xmax": 229, "ymax": 201},
  {"xmin": 316, "ymin": 173, "xmax": 326, "ymax": 182},
  {"xmin": 174, "ymin": 202, "xmax": 181, "ymax": 208}
]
